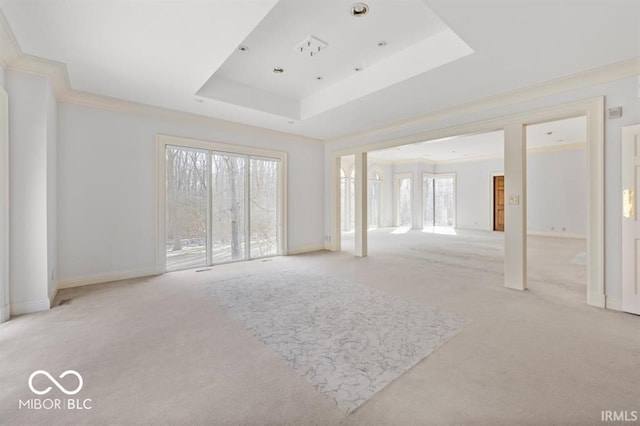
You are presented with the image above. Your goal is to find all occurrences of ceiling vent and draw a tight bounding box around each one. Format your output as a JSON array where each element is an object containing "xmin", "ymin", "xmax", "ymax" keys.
[{"xmin": 295, "ymin": 35, "xmax": 328, "ymax": 57}]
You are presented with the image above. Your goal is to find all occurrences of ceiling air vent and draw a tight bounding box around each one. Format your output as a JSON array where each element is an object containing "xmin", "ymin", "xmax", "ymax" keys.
[{"xmin": 295, "ymin": 35, "xmax": 328, "ymax": 57}]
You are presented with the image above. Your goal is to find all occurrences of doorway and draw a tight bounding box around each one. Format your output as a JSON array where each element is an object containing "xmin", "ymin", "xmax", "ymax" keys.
[{"xmin": 493, "ymin": 175, "xmax": 504, "ymax": 231}]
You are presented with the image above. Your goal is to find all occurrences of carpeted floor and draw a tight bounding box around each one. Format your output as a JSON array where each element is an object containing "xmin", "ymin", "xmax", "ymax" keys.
[
  {"xmin": 1, "ymin": 229, "xmax": 638, "ymax": 425},
  {"xmin": 203, "ymin": 270, "xmax": 466, "ymax": 413}
]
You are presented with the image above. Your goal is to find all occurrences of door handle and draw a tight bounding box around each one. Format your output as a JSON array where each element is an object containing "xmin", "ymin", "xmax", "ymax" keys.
[{"xmin": 623, "ymin": 189, "xmax": 634, "ymax": 218}]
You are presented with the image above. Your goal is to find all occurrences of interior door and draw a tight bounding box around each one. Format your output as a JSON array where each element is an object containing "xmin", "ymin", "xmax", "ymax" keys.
[
  {"xmin": 622, "ymin": 124, "xmax": 640, "ymax": 315},
  {"xmin": 494, "ymin": 176, "xmax": 505, "ymax": 232}
]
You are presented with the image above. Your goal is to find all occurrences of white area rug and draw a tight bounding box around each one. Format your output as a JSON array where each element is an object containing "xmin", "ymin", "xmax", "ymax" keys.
[{"xmin": 203, "ymin": 271, "xmax": 467, "ymax": 413}]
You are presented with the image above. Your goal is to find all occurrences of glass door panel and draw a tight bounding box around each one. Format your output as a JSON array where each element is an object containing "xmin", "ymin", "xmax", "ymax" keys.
[
  {"xmin": 166, "ymin": 146, "xmax": 208, "ymax": 270},
  {"xmin": 211, "ymin": 153, "xmax": 246, "ymax": 263},
  {"xmin": 249, "ymin": 158, "xmax": 279, "ymax": 258}
]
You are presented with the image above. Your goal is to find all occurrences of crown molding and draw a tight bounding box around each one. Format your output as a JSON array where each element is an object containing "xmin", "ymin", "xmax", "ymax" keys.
[
  {"xmin": 0, "ymin": 7, "xmax": 636, "ymax": 147},
  {"xmin": 0, "ymin": 9, "xmax": 323, "ymax": 145},
  {"xmin": 327, "ymin": 57, "xmax": 640, "ymax": 146}
]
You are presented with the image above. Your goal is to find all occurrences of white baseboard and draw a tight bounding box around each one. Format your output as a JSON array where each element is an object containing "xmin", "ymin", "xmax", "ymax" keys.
[
  {"xmin": 527, "ymin": 231, "xmax": 586, "ymax": 239},
  {"xmin": 10, "ymin": 298, "xmax": 50, "ymax": 315},
  {"xmin": 57, "ymin": 267, "xmax": 160, "ymax": 290},
  {"xmin": 287, "ymin": 245, "xmax": 326, "ymax": 255},
  {"xmin": 49, "ymin": 281, "xmax": 59, "ymax": 306},
  {"xmin": 587, "ymin": 292, "xmax": 606, "ymax": 308},
  {"xmin": 606, "ymin": 296, "xmax": 622, "ymax": 311},
  {"xmin": 0, "ymin": 304, "xmax": 9, "ymax": 322}
]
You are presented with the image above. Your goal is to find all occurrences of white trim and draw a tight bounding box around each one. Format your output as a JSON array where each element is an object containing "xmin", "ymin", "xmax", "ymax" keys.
[
  {"xmin": 10, "ymin": 298, "xmax": 50, "ymax": 316},
  {"xmin": 57, "ymin": 268, "xmax": 160, "ymax": 290},
  {"xmin": 0, "ymin": 86, "xmax": 8, "ymax": 323},
  {"xmin": 329, "ymin": 97, "xmax": 605, "ymax": 309},
  {"xmin": 48, "ymin": 281, "xmax": 59, "ymax": 306},
  {"xmin": 0, "ymin": 305, "xmax": 9, "ymax": 322},
  {"xmin": 157, "ymin": 135, "xmax": 288, "ymax": 269},
  {"xmin": 526, "ymin": 231, "xmax": 586, "ymax": 239},
  {"xmin": 327, "ymin": 58, "xmax": 640, "ymax": 145},
  {"xmin": 287, "ymin": 245, "xmax": 326, "ymax": 255},
  {"xmin": 606, "ymin": 297, "xmax": 622, "ymax": 312}
]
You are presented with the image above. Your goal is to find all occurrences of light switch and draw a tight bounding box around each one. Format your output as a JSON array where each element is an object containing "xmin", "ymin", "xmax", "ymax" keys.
[{"xmin": 508, "ymin": 195, "xmax": 520, "ymax": 205}]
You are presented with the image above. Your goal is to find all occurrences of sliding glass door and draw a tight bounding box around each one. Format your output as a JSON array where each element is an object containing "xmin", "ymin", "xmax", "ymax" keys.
[
  {"xmin": 211, "ymin": 153, "xmax": 246, "ymax": 263},
  {"xmin": 166, "ymin": 146, "xmax": 281, "ymax": 271},
  {"xmin": 249, "ymin": 158, "xmax": 279, "ymax": 258},
  {"xmin": 166, "ymin": 146, "xmax": 208, "ymax": 270},
  {"xmin": 423, "ymin": 173, "xmax": 455, "ymax": 228}
]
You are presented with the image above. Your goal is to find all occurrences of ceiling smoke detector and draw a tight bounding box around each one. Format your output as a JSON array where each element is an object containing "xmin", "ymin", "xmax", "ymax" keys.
[{"xmin": 351, "ymin": 3, "xmax": 369, "ymax": 17}]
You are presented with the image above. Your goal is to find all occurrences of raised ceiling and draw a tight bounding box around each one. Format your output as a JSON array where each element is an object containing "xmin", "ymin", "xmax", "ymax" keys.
[
  {"xmin": 370, "ymin": 116, "xmax": 587, "ymax": 162},
  {"xmin": 0, "ymin": 0, "xmax": 638, "ymax": 140},
  {"xmin": 197, "ymin": 0, "xmax": 472, "ymax": 120}
]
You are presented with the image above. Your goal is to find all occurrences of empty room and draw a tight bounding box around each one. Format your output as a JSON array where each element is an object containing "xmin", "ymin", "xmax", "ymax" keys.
[{"xmin": 1, "ymin": 1, "xmax": 639, "ymax": 425}]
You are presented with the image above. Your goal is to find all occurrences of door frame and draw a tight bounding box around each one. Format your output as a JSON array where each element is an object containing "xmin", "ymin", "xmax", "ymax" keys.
[
  {"xmin": 490, "ymin": 172, "xmax": 505, "ymax": 231},
  {"xmin": 329, "ymin": 97, "xmax": 604, "ymax": 308},
  {"xmin": 0, "ymin": 87, "xmax": 8, "ymax": 322},
  {"xmin": 621, "ymin": 124, "xmax": 640, "ymax": 313}
]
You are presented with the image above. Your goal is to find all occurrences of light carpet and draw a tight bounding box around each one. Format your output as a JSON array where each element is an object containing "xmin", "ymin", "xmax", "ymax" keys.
[{"xmin": 203, "ymin": 270, "xmax": 467, "ymax": 413}]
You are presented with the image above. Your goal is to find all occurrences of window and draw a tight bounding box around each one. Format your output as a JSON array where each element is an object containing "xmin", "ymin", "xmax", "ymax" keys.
[
  {"xmin": 395, "ymin": 174, "xmax": 413, "ymax": 227},
  {"xmin": 163, "ymin": 140, "xmax": 283, "ymax": 271},
  {"xmin": 368, "ymin": 169, "xmax": 382, "ymax": 228},
  {"xmin": 423, "ymin": 173, "xmax": 455, "ymax": 228}
]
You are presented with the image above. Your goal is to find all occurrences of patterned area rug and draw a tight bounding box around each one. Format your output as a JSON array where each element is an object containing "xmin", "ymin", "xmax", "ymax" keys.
[{"xmin": 203, "ymin": 271, "xmax": 467, "ymax": 413}]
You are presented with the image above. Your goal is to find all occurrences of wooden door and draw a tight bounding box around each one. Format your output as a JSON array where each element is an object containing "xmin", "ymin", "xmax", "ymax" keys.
[
  {"xmin": 622, "ymin": 125, "xmax": 640, "ymax": 315},
  {"xmin": 494, "ymin": 176, "xmax": 505, "ymax": 232}
]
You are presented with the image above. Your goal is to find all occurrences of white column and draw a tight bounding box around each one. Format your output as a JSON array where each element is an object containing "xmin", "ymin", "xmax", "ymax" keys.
[
  {"xmin": 354, "ymin": 152, "xmax": 368, "ymax": 257},
  {"xmin": 504, "ymin": 123, "xmax": 527, "ymax": 291}
]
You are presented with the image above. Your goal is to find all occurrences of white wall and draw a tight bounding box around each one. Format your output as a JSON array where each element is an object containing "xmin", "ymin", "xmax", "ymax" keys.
[
  {"xmin": 6, "ymin": 71, "xmax": 57, "ymax": 314},
  {"xmin": 325, "ymin": 76, "xmax": 640, "ymax": 304},
  {"xmin": 435, "ymin": 157, "xmax": 504, "ymax": 230},
  {"xmin": 434, "ymin": 148, "xmax": 587, "ymax": 234},
  {"xmin": 526, "ymin": 148, "xmax": 587, "ymax": 235},
  {"xmin": 57, "ymin": 102, "xmax": 324, "ymax": 282}
]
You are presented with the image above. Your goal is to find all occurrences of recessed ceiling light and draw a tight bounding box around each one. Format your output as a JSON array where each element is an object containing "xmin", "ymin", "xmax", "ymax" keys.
[
  {"xmin": 377, "ymin": 40, "xmax": 388, "ymax": 47},
  {"xmin": 351, "ymin": 3, "xmax": 369, "ymax": 17},
  {"xmin": 354, "ymin": 66, "xmax": 363, "ymax": 72},
  {"xmin": 238, "ymin": 45, "xmax": 249, "ymax": 52},
  {"xmin": 273, "ymin": 67, "xmax": 284, "ymax": 74}
]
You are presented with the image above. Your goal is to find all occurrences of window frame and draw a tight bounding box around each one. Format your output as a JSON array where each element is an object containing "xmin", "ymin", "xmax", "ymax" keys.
[{"xmin": 156, "ymin": 135, "xmax": 288, "ymax": 273}]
